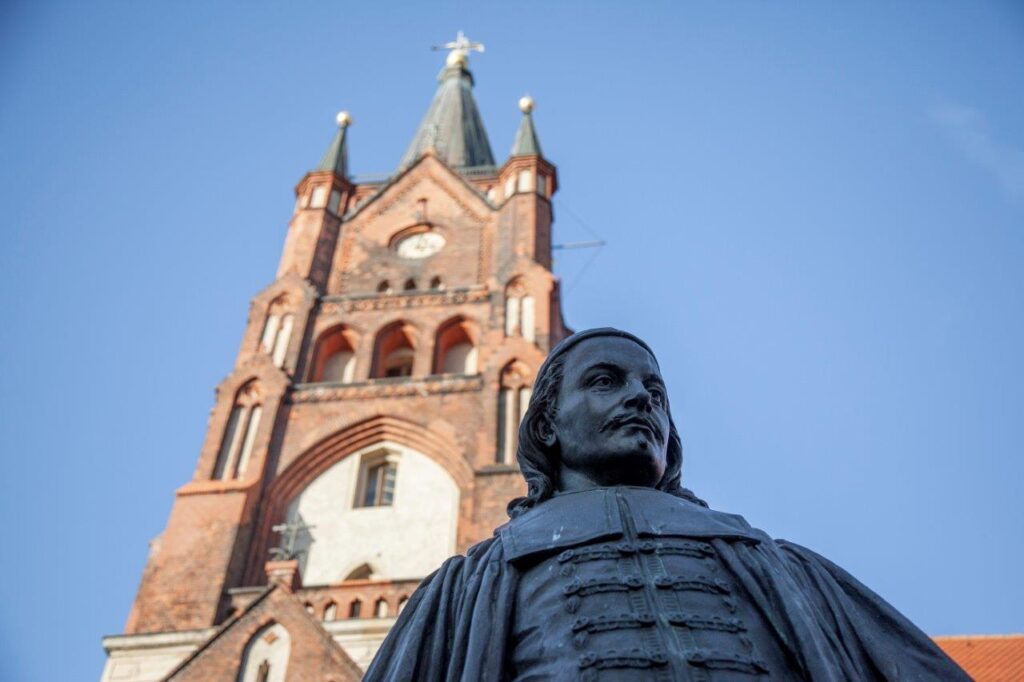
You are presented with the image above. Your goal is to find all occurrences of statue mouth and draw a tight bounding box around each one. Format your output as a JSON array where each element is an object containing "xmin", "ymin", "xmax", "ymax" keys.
[{"xmin": 601, "ymin": 414, "xmax": 663, "ymax": 443}]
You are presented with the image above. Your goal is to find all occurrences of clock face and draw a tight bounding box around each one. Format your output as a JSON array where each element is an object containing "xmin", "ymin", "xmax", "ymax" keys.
[{"xmin": 395, "ymin": 231, "xmax": 446, "ymax": 259}]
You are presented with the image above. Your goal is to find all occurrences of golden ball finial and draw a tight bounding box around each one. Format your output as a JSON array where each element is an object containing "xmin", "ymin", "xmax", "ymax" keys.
[
  {"xmin": 336, "ymin": 110, "xmax": 353, "ymax": 128},
  {"xmin": 518, "ymin": 96, "xmax": 535, "ymax": 114},
  {"xmin": 446, "ymin": 50, "xmax": 468, "ymax": 68}
]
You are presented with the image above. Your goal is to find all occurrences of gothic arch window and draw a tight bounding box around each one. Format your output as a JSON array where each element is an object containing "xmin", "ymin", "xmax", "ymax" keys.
[
  {"xmin": 375, "ymin": 597, "xmax": 389, "ymax": 618},
  {"xmin": 497, "ymin": 362, "xmax": 533, "ymax": 465},
  {"xmin": 323, "ymin": 601, "xmax": 337, "ymax": 621},
  {"xmin": 238, "ymin": 622, "xmax": 290, "ymax": 682},
  {"xmin": 429, "ymin": 276, "xmax": 443, "ymax": 290},
  {"xmin": 213, "ymin": 381, "xmax": 263, "ymax": 480},
  {"xmin": 310, "ymin": 326, "xmax": 357, "ymax": 384},
  {"xmin": 377, "ymin": 280, "xmax": 391, "ymax": 294},
  {"xmin": 433, "ymin": 317, "xmax": 479, "ymax": 376},
  {"xmin": 344, "ymin": 563, "xmax": 375, "ymax": 581},
  {"xmin": 403, "ymin": 278, "xmax": 417, "ymax": 291},
  {"xmin": 397, "ymin": 595, "xmax": 409, "ymax": 614},
  {"xmin": 371, "ymin": 321, "xmax": 416, "ymax": 378},
  {"xmin": 259, "ymin": 296, "xmax": 294, "ymax": 368},
  {"xmin": 504, "ymin": 278, "xmax": 535, "ymax": 343},
  {"xmin": 355, "ymin": 450, "xmax": 399, "ymax": 508},
  {"xmin": 348, "ymin": 599, "xmax": 363, "ymax": 619}
]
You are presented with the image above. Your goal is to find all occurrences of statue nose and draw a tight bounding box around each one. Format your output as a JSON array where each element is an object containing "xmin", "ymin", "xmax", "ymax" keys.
[{"xmin": 624, "ymin": 381, "xmax": 653, "ymax": 411}]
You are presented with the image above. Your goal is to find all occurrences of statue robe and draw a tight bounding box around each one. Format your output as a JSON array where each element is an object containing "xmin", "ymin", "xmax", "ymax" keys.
[{"xmin": 363, "ymin": 487, "xmax": 968, "ymax": 681}]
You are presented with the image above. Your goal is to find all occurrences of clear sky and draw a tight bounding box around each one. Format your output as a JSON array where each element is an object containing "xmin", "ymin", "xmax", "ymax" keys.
[{"xmin": 2, "ymin": 1, "xmax": 1022, "ymax": 679}]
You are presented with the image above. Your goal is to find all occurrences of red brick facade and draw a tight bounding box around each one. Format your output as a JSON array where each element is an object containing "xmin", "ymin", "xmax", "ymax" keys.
[{"xmin": 117, "ymin": 53, "xmax": 566, "ymax": 677}]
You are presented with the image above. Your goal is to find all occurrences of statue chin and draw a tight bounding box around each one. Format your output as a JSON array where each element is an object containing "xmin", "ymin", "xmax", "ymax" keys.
[{"xmin": 559, "ymin": 444, "xmax": 666, "ymax": 490}]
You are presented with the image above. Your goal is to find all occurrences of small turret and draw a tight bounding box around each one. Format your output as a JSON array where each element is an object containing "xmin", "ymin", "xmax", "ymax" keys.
[
  {"xmin": 316, "ymin": 111, "xmax": 352, "ymax": 178},
  {"xmin": 510, "ymin": 96, "xmax": 543, "ymax": 158}
]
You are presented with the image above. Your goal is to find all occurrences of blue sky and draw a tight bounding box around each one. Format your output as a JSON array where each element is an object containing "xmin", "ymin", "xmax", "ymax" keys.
[{"xmin": 2, "ymin": 1, "xmax": 1022, "ymax": 679}]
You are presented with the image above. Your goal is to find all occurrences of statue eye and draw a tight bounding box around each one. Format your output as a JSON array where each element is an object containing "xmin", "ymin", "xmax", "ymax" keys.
[
  {"xmin": 590, "ymin": 374, "xmax": 613, "ymax": 389},
  {"xmin": 649, "ymin": 387, "xmax": 665, "ymax": 404}
]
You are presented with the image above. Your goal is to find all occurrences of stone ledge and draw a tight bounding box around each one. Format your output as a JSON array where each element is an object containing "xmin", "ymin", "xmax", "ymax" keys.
[{"xmin": 291, "ymin": 374, "xmax": 484, "ymax": 403}]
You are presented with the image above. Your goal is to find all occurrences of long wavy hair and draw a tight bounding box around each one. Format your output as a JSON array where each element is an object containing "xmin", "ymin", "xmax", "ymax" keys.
[{"xmin": 507, "ymin": 329, "xmax": 707, "ymax": 518}]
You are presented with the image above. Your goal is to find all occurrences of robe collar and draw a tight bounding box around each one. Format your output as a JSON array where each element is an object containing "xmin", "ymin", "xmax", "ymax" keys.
[{"xmin": 498, "ymin": 486, "xmax": 761, "ymax": 562}]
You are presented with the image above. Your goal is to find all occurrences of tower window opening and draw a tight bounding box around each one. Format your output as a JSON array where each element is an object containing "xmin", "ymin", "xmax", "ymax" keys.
[
  {"xmin": 429, "ymin": 276, "xmax": 443, "ymax": 290},
  {"xmin": 377, "ymin": 280, "xmax": 391, "ymax": 294},
  {"xmin": 323, "ymin": 601, "xmax": 337, "ymax": 621},
  {"xmin": 361, "ymin": 460, "xmax": 398, "ymax": 507},
  {"xmin": 213, "ymin": 382, "xmax": 262, "ymax": 480},
  {"xmin": 517, "ymin": 169, "xmax": 534, "ymax": 193},
  {"xmin": 434, "ymin": 317, "xmax": 479, "ymax": 375},
  {"xmin": 504, "ymin": 279, "xmax": 535, "ymax": 341},
  {"xmin": 375, "ymin": 598, "xmax": 389, "ymax": 618},
  {"xmin": 255, "ymin": 660, "xmax": 271, "ymax": 682},
  {"xmin": 403, "ymin": 278, "xmax": 417, "ymax": 291},
  {"xmin": 397, "ymin": 596, "xmax": 409, "ymax": 614},
  {"xmin": 259, "ymin": 297, "xmax": 294, "ymax": 368},
  {"xmin": 348, "ymin": 599, "xmax": 363, "ymax": 619},
  {"xmin": 309, "ymin": 185, "xmax": 328, "ymax": 208},
  {"xmin": 498, "ymin": 363, "xmax": 532, "ymax": 465},
  {"xmin": 311, "ymin": 326, "xmax": 357, "ymax": 384},
  {"xmin": 372, "ymin": 321, "xmax": 416, "ymax": 379}
]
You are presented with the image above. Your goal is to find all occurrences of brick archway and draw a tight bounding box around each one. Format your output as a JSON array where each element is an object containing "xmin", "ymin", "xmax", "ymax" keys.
[{"xmin": 245, "ymin": 415, "xmax": 474, "ymax": 584}]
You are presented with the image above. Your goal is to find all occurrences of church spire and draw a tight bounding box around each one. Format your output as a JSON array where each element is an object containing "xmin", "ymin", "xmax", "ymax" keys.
[
  {"xmin": 316, "ymin": 111, "xmax": 352, "ymax": 177},
  {"xmin": 510, "ymin": 96, "xmax": 542, "ymax": 158},
  {"xmin": 398, "ymin": 32, "xmax": 496, "ymax": 170}
]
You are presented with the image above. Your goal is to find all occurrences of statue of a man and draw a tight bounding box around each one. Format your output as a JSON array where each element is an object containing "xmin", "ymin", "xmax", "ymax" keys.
[{"xmin": 365, "ymin": 328, "xmax": 968, "ymax": 680}]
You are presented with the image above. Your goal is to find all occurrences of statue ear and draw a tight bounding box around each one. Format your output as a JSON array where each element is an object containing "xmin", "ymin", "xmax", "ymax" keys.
[{"xmin": 535, "ymin": 413, "xmax": 557, "ymax": 449}]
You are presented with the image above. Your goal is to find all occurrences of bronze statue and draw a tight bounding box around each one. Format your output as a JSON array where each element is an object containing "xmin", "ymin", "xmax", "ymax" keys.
[{"xmin": 365, "ymin": 328, "xmax": 969, "ymax": 680}]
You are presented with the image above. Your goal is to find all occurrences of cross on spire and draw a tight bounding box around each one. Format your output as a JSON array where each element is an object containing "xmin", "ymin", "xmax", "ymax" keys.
[
  {"xmin": 432, "ymin": 30, "xmax": 485, "ymax": 67},
  {"xmin": 270, "ymin": 517, "xmax": 315, "ymax": 561}
]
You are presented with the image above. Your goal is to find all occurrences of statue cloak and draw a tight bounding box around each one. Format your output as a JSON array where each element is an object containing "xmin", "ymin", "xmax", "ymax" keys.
[{"xmin": 363, "ymin": 488, "xmax": 968, "ymax": 681}]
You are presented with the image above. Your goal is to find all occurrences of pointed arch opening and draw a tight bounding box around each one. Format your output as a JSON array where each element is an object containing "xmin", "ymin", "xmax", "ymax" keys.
[
  {"xmin": 497, "ymin": 361, "xmax": 533, "ymax": 465},
  {"xmin": 238, "ymin": 621, "xmax": 290, "ymax": 682},
  {"xmin": 504, "ymin": 277, "xmax": 534, "ymax": 341},
  {"xmin": 310, "ymin": 325, "xmax": 357, "ymax": 384},
  {"xmin": 372, "ymin": 321, "xmax": 416, "ymax": 378},
  {"xmin": 214, "ymin": 380, "xmax": 263, "ymax": 480},
  {"xmin": 433, "ymin": 316, "xmax": 479, "ymax": 376},
  {"xmin": 259, "ymin": 295, "xmax": 295, "ymax": 368}
]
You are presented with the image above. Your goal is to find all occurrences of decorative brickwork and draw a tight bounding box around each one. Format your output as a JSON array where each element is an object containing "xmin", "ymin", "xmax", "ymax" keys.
[{"xmin": 107, "ymin": 48, "xmax": 564, "ymax": 679}]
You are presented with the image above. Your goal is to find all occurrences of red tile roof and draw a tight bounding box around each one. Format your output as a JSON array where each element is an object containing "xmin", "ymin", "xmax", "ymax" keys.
[{"xmin": 935, "ymin": 634, "xmax": 1024, "ymax": 682}]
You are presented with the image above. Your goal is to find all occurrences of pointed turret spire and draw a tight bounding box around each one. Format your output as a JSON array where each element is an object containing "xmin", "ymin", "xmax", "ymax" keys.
[
  {"xmin": 398, "ymin": 32, "xmax": 496, "ymax": 170},
  {"xmin": 511, "ymin": 96, "xmax": 543, "ymax": 157},
  {"xmin": 316, "ymin": 111, "xmax": 352, "ymax": 177}
]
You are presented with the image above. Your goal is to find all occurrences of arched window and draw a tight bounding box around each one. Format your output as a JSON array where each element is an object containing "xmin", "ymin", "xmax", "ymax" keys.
[
  {"xmin": 304, "ymin": 602, "xmax": 314, "ymax": 615},
  {"xmin": 239, "ymin": 622, "xmax": 290, "ymax": 682},
  {"xmin": 497, "ymin": 362, "xmax": 533, "ymax": 465},
  {"xmin": 403, "ymin": 278, "xmax": 417, "ymax": 291},
  {"xmin": 433, "ymin": 317, "xmax": 479, "ymax": 376},
  {"xmin": 259, "ymin": 297, "xmax": 294, "ymax": 368},
  {"xmin": 344, "ymin": 563, "xmax": 375, "ymax": 581},
  {"xmin": 372, "ymin": 322, "xmax": 416, "ymax": 378},
  {"xmin": 310, "ymin": 326, "xmax": 357, "ymax": 384},
  {"xmin": 504, "ymin": 278, "xmax": 535, "ymax": 342},
  {"xmin": 429, "ymin": 276, "xmax": 443, "ymax": 290},
  {"xmin": 377, "ymin": 280, "xmax": 391, "ymax": 294},
  {"xmin": 375, "ymin": 598, "xmax": 389, "ymax": 618},
  {"xmin": 323, "ymin": 601, "xmax": 337, "ymax": 621},
  {"xmin": 348, "ymin": 599, "xmax": 363, "ymax": 618},
  {"xmin": 213, "ymin": 381, "xmax": 263, "ymax": 480},
  {"xmin": 397, "ymin": 596, "xmax": 409, "ymax": 614}
]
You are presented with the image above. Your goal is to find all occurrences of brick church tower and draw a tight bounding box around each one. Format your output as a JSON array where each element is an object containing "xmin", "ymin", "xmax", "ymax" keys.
[{"xmin": 101, "ymin": 37, "xmax": 568, "ymax": 681}]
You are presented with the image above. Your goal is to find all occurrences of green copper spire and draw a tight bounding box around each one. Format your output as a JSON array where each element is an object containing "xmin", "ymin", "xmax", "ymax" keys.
[
  {"xmin": 316, "ymin": 111, "xmax": 351, "ymax": 177},
  {"xmin": 510, "ymin": 96, "xmax": 542, "ymax": 157},
  {"xmin": 399, "ymin": 33, "xmax": 495, "ymax": 170}
]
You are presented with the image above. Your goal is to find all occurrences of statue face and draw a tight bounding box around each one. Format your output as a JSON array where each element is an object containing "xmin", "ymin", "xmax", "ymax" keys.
[{"xmin": 550, "ymin": 336, "xmax": 670, "ymax": 489}]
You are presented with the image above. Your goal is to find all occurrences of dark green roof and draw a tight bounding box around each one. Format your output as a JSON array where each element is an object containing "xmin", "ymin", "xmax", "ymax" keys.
[
  {"xmin": 511, "ymin": 111, "xmax": 542, "ymax": 158},
  {"xmin": 398, "ymin": 63, "xmax": 495, "ymax": 170},
  {"xmin": 316, "ymin": 119, "xmax": 349, "ymax": 176}
]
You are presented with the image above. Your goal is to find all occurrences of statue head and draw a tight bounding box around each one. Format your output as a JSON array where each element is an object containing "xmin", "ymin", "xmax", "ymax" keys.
[{"xmin": 509, "ymin": 328, "xmax": 705, "ymax": 517}]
